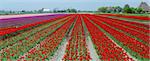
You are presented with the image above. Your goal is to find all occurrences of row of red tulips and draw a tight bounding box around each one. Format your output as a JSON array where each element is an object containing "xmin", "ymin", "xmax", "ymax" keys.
[
  {"xmin": 0, "ymin": 15, "xmax": 71, "ymax": 61},
  {"xmin": 101, "ymin": 14, "xmax": 150, "ymax": 21},
  {"xmin": 0, "ymin": 27, "xmax": 17, "ymax": 31},
  {"xmin": 0, "ymin": 16, "xmax": 71, "ymax": 50},
  {"xmin": 0, "ymin": 15, "xmax": 69, "ymax": 36},
  {"xmin": 99, "ymin": 15, "xmax": 150, "ymax": 29},
  {"xmin": 17, "ymin": 15, "xmax": 76, "ymax": 61},
  {"xmin": 63, "ymin": 16, "xmax": 91, "ymax": 61},
  {"xmin": 89, "ymin": 15, "xmax": 149, "ymax": 45},
  {"xmin": 87, "ymin": 14, "xmax": 149, "ymax": 60},
  {"xmin": 95, "ymin": 15, "xmax": 149, "ymax": 34},
  {"xmin": 83, "ymin": 15, "xmax": 132, "ymax": 61}
]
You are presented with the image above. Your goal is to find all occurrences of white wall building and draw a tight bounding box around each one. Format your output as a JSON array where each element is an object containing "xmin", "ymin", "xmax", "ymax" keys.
[{"xmin": 41, "ymin": 8, "xmax": 51, "ymax": 12}]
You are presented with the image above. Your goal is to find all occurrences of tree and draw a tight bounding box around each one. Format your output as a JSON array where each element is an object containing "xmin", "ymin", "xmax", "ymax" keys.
[
  {"xmin": 114, "ymin": 6, "xmax": 122, "ymax": 13},
  {"xmin": 97, "ymin": 6, "xmax": 123, "ymax": 13},
  {"xmin": 21, "ymin": 10, "xmax": 26, "ymax": 12},
  {"xmin": 38, "ymin": 9, "xmax": 43, "ymax": 13},
  {"xmin": 66, "ymin": 9, "xmax": 71, "ymax": 12},
  {"xmin": 137, "ymin": 8, "xmax": 144, "ymax": 13},
  {"xmin": 70, "ymin": 9, "xmax": 77, "ymax": 13},
  {"xmin": 130, "ymin": 7, "xmax": 136, "ymax": 13},
  {"xmin": 98, "ymin": 7, "xmax": 107, "ymax": 13},
  {"xmin": 66, "ymin": 8, "xmax": 77, "ymax": 13},
  {"xmin": 123, "ymin": 4, "xmax": 132, "ymax": 13}
]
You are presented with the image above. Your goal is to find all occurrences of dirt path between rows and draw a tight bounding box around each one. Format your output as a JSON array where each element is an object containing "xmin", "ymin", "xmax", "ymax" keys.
[
  {"xmin": 105, "ymin": 34, "xmax": 138, "ymax": 61},
  {"xmin": 49, "ymin": 18, "xmax": 76, "ymax": 61},
  {"xmin": 86, "ymin": 36, "xmax": 100, "ymax": 61},
  {"xmin": 49, "ymin": 37, "xmax": 70, "ymax": 61}
]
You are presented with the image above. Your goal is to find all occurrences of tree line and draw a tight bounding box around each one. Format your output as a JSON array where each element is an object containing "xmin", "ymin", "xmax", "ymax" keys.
[
  {"xmin": 97, "ymin": 4, "xmax": 148, "ymax": 14},
  {"xmin": 0, "ymin": 8, "xmax": 79, "ymax": 15}
]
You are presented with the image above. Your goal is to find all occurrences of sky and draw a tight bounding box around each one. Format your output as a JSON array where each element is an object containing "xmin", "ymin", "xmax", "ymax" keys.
[{"xmin": 0, "ymin": 0, "xmax": 149, "ymax": 11}]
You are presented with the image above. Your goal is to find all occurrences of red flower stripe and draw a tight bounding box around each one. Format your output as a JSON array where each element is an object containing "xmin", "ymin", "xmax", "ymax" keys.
[
  {"xmin": 99, "ymin": 14, "xmax": 150, "ymax": 29},
  {"xmin": 89, "ymin": 15, "xmax": 150, "ymax": 45},
  {"xmin": 0, "ymin": 15, "xmax": 71, "ymax": 60},
  {"xmin": 101, "ymin": 14, "xmax": 150, "ymax": 21},
  {"xmin": 0, "ymin": 15, "xmax": 69, "ymax": 36},
  {"xmin": 63, "ymin": 15, "xmax": 91, "ymax": 61},
  {"xmin": 83, "ymin": 15, "xmax": 133, "ymax": 61},
  {"xmin": 17, "ymin": 15, "xmax": 76, "ymax": 61},
  {"xmin": 87, "ymin": 14, "xmax": 150, "ymax": 59},
  {"xmin": 94, "ymin": 15, "xmax": 150, "ymax": 34}
]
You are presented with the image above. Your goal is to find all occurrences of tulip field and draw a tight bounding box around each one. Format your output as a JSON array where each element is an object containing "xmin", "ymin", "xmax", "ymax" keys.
[
  {"xmin": 0, "ymin": 14, "xmax": 149, "ymax": 61},
  {"xmin": 100, "ymin": 14, "xmax": 150, "ymax": 21}
]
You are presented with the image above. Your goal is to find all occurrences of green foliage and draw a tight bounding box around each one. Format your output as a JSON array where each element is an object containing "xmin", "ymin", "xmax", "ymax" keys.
[
  {"xmin": 137, "ymin": 8, "xmax": 144, "ymax": 13},
  {"xmin": 0, "ymin": 10, "xmax": 42, "ymax": 15},
  {"xmin": 97, "ymin": 6, "xmax": 123, "ymax": 13},
  {"xmin": 98, "ymin": 7, "xmax": 107, "ymax": 13},
  {"xmin": 114, "ymin": 6, "xmax": 123, "ymax": 13},
  {"xmin": 122, "ymin": 4, "xmax": 145, "ymax": 14},
  {"xmin": 0, "ymin": 8, "xmax": 78, "ymax": 15},
  {"xmin": 53, "ymin": 8, "xmax": 77, "ymax": 13},
  {"xmin": 97, "ymin": 4, "xmax": 146, "ymax": 14},
  {"xmin": 123, "ymin": 4, "xmax": 132, "ymax": 13}
]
